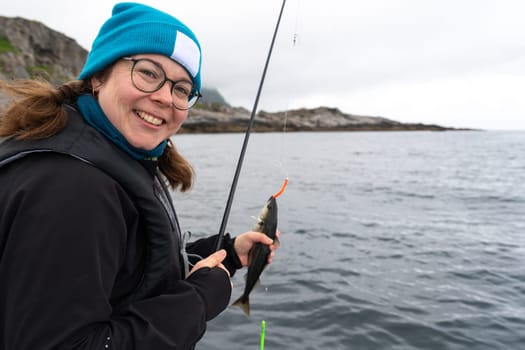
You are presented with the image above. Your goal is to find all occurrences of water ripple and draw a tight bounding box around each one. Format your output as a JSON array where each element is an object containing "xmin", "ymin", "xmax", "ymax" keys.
[{"xmin": 177, "ymin": 131, "xmax": 525, "ymax": 350}]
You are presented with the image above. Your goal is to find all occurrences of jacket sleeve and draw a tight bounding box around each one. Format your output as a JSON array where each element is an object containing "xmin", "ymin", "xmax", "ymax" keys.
[
  {"xmin": 186, "ymin": 233, "xmax": 243, "ymax": 276},
  {"xmin": 0, "ymin": 154, "xmax": 231, "ymax": 350}
]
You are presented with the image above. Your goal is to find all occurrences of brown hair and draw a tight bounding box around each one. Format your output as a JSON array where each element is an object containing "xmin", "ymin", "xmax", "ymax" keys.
[{"xmin": 0, "ymin": 78, "xmax": 194, "ymax": 191}]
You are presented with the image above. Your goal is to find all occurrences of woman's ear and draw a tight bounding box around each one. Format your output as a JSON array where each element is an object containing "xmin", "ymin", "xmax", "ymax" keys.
[
  {"xmin": 90, "ymin": 77, "xmax": 101, "ymax": 95},
  {"xmin": 89, "ymin": 66, "xmax": 112, "ymax": 96}
]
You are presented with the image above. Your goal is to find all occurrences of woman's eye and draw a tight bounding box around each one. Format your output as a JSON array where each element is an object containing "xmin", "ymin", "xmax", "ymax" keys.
[
  {"xmin": 138, "ymin": 68, "xmax": 159, "ymax": 80},
  {"xmin": 173, "ymin": 84, "xmax": 191, "ymax": 97}
]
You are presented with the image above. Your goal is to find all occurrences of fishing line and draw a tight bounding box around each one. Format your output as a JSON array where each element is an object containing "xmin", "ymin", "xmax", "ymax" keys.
[
  {"xmin": 215, "ymin": 0, "xmax": 287, "ymax": 251},
  {"xmin": 276, "ymin": 0, "xmax": 300, "ymax": 178},
  {"xmin": 292, "ymin": 0, "xmax": 301, "ymax": 47},
  {"xmin": 277, "ymin": 110, "xmax": 289, "ymax": 178}
]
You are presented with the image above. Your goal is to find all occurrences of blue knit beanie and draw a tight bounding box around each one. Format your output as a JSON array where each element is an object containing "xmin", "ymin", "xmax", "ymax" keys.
[{"xmin": 78, "ymin": 2, "xmax": 202, "ymax": 92}]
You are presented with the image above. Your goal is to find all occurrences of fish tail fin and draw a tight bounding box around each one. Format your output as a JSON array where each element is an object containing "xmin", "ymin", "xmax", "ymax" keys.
[{"xmin": 232, "ymin": 295, "xmax": 250, "ymax": 316}]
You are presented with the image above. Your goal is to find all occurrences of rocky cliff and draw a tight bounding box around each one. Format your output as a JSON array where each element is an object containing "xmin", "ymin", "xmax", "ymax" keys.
[
  {"xmin": 0, "ymin": 16, "xmax": 456, "ymax": 133},
  {"xmin": 0, "ymin": 16, "xmax": 87, "ymax": 85}
]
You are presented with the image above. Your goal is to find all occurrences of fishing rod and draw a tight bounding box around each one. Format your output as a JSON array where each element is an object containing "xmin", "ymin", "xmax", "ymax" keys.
[{"xmin": 215, "ymin": 0, "xmax": 287, "ymax": 251}]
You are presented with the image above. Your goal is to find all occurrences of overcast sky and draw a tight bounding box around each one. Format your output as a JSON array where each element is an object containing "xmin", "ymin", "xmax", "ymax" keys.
[{"xmin": 3, "ymin": 0, "xmax": 525, "ymax": 130}]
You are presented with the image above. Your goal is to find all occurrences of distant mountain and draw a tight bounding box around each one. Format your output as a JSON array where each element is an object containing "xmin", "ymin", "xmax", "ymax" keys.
[
  {"xmin": 199, "ymin": 87, "xmax": 230, "ymax": 106},
  {"xmin": 0, "ymin": 15, "xmax": 460, "ymax": 132}
]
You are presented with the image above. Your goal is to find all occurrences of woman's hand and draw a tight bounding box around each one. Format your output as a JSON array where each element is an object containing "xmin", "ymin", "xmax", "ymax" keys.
[
  {"xmin": 233, "ymin": 230, "xmax": 280, "ymax": 267},
  {"xmin": 187, "ymin": 249, "xmax": 232, "ymax": 287}
]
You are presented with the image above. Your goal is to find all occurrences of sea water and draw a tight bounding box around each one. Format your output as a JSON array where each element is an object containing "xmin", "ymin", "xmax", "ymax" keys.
[{"xmin": 172, "ymin": 130, "xmax": 525, "ymax": 350}]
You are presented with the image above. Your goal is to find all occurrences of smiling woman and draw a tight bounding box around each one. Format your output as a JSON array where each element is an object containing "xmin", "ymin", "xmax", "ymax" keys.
[
  {"xmin": 0, "ymin": 2, "xmax": 280, "ymax": 350},
  {"xmin": 86, "ymin": 54, "xmax": 193, "ymax": 151}
]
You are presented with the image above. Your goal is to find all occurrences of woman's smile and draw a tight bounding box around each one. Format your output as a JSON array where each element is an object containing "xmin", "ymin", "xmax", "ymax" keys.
[{"xmin": 135, "ymin": 110, "xmax": 164, "ymax": 127}]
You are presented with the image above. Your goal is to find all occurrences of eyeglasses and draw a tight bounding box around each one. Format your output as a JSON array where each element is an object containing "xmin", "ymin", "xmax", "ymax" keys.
[{"xmin": 122, "ymin": 57, "xmax": 201, "ymax": 110}]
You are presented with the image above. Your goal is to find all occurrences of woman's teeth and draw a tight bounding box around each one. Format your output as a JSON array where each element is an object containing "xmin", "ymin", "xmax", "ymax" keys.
[{"xmin": 137, "ymin": 111, "xmax": 163, "ymax": 126}]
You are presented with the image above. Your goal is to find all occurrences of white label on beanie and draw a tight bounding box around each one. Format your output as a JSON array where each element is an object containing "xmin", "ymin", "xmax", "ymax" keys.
[{"xmin": 172, "ymin": 31, "xmax": 200, "ymax": 78}]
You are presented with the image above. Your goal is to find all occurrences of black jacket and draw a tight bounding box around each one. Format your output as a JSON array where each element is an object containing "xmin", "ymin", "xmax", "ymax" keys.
[{"xmin": 0, "ymin": 106, "xmax": 241, "ymax": 349}]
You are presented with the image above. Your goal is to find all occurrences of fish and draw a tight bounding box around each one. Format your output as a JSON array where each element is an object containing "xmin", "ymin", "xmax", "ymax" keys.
[{"xmin": 232, "ymin": 195, "xmax": 279, "ymax": 316}]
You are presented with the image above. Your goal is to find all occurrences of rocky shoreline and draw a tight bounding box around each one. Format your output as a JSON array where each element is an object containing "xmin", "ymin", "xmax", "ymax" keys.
[
  {"xmin": 0, "ymin": 15, "xmax": 464, "ymax": 133},
  {"xmin": 181, "ymin": 104, "xmax": 459, "ymax": 133}
]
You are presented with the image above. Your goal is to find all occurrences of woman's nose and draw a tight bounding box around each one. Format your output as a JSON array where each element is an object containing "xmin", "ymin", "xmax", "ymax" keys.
[{"xmin": 150, "ymin": 81, "xmax": 173, "ymax": 107}]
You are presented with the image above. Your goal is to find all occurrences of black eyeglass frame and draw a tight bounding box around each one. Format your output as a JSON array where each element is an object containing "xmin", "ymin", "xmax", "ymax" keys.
[{"xmin": 122, "ymin": 56, "xmax": 202, "ymax": 110}]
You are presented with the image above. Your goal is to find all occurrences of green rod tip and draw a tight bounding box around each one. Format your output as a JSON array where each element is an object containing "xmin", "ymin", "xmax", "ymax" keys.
[{"xmin": 260, "ymin": 320, "xmax": 266, "ymax": 350}]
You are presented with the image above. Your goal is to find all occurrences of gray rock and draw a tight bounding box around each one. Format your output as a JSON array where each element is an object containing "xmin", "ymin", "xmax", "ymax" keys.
[{"xmin": 0, "ymin": 16, "xmax": 87, "ymax": 85}]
